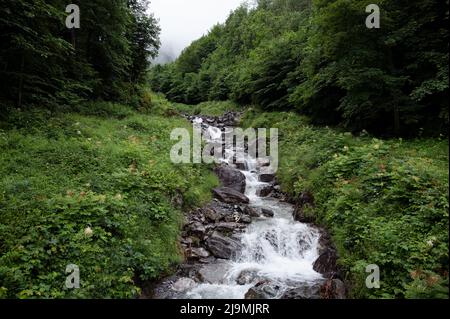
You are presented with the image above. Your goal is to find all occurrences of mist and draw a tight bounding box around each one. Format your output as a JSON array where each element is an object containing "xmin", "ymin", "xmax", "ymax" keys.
[{"xmin": 149, "ymin": 0, "xmax": 246, "ymax": 64}]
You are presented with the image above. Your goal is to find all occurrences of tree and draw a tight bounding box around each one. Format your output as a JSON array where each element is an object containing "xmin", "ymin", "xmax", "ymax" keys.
[{"xmin": 0, "ymin": 0, "xmax": 161, "ymax": 110}]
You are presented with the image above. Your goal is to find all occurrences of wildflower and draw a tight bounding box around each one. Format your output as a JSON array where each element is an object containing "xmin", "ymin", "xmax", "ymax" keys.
[
  {"xmin": 84, "ymin": 227, "xmax": 93, "ymax": 237},
  {"xmin": 373, "ymin": 144, "xmax": 380, "ymax": 150},
  {"xmin": 343, "ymin": 146, "xmax": 349, "ymax": 152},
  {"xmin": 426, "ymin": 236, "xmax": 436, "ymax": 247}
]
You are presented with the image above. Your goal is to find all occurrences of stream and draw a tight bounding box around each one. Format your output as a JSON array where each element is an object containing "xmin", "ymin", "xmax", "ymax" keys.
[{"xmin": 152, "ymin": 113, "xmax": 335, "ymax": 299}]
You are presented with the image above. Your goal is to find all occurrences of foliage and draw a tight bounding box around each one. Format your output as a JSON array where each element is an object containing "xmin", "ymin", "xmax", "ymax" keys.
[
  {"xmin": 0, "ymin": 0, "xmax": 160, "ymax": 109},
  {"xmin": 149, "ymin": 0, "xmax": 448, "ymax": 136},
  {"xmin": 242, "ymin": 110, "xmax": 449, "ymax": 298},
  {"xmin": 0, "ymin": 102, "xmax": 218, "ymax": 298}
]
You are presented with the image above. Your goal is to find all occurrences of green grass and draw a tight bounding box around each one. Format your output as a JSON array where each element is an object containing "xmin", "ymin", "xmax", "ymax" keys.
[
  {"xmin": 0, "ymin": 102, "xmax": 218, "ymax": 298},
  {"xmin": 241, "ymin": 108, "xmax": 449, "ymax": 299},
  {"xmin": 147, "ymin": 92, "xmax": 242, "ymax": 117}
]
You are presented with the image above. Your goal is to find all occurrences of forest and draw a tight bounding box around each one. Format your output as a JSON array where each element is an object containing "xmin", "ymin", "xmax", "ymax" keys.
[
  {"xmin": 149, "ymin": 0, "xmax": 448, "ymax": 137},
  {"xmin": 0, "ymin": 0, "xmax": 448, "ymax": 300}
]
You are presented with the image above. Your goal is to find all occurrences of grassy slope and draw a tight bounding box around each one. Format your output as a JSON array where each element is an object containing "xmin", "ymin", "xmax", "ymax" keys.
[
  {"xmin": 0, "ymin": 102, "xmax": 218, "ymax": 298},
  {"xmin": 241, "ymin": 109, "xmax": 449, "ymax": 298}
]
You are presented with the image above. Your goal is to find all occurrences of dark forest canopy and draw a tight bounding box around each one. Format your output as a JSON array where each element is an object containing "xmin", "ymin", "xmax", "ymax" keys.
[
  {"xmin": 149, "ymin": 0, "xmax": 449, "ymax": 137},
  {"xmin": 0, "ymin": 0, "xmax": 160, "ymax": 110}
]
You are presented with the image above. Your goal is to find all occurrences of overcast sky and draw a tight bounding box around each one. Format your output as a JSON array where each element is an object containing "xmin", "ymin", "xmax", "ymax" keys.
[{"xmin": 149, "ymin": 0, "xmax": 246, "ymax": 64}]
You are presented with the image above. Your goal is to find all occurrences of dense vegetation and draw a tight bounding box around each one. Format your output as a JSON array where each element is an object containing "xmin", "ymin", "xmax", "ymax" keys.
[
  {"xmin": 149, "ymin": 0, "xmax": 448, "ymax": 136},
  {"xmin": 0, "ymin": 100, "xmax": 218, "ymax": 298},
  {"xmin": 0, "ymin": 0, "xmax": 448, "ymax": 300},
  {"xmin": 242, "ymin": 110, "xmax": 448, "ymax": 298},
  {"xmin": 0, "ymin": 0, "xmax": 159, "ymax": 112}
]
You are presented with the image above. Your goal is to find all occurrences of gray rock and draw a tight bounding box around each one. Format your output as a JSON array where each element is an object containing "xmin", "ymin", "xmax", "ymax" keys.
[
  {"xmin": 205, "ymin": 231, "xmax": 243, "ymax": 259},
  {"xmin": 245, "ymin": 282, "xmax": 280, "ymax": 299},
  {"xmin": 203, "ymin": 207, "xmax": 221, "ymax": 223},
  {"xmin": 257, "ymin": 185, "xmax": 273, "ymax": 197},
  {"xmin": 243, "ymin": 206, "xmax": 260, "ymax": 218},
  {"xmin": 186, "ymin": 222, "xmax": 206, "ymax": 238},
  {"xmin": 224, "ymin": 213, "xmax": 240, "ymax": 223},
  {"xmin": 215, "ymin": 222, "xmax": 244, "ymax": 233},
  {"xmin": 186, "ymin": 247, "xmax": 210, "ymax": 259},
  {"xmin": 214, "ymin": 166, "xmax": 246, "ymax": 193},
  {"xmin": 281, "ymin": 283, "xmax": 322, "ymax": 299},
  {"xmin": 313, "ymin": 247, "xmax": 338, "ymax": 277},
  {"xmin": 261, "ymin": 208, "xmax": 274, "ymax": 218},
  {"xmin": 259, "ymin": 173, "xmax": 276, "ymax": 183},
  {"xmin": 197, "ymin": 261, "xmax": 231, "ymax": 284},
  {"xmin": 237, "ymin": 270, "xmax": 259, "ymax": 285},
  {"xmin": 239, "ymin": 215, "xmax": 252, "ymax": 224},
  {"xmin": 213, "ymin": 187, "xmax": 250, "ymax": 204},
  {"xmin": 172, "ymin": 278, "xmax": 197, "ymax": 292}
]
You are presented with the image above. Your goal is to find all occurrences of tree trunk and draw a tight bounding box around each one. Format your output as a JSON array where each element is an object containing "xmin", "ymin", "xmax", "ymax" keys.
[{"xmin": 17, "ymin": 53, "xmax": 25, "ymax": 108}]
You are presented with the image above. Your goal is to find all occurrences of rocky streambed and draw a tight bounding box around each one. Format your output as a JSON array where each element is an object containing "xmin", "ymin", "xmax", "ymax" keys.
[{"xmin": 151, "ymin": 112, "xmax": 346, "ymax": 299}]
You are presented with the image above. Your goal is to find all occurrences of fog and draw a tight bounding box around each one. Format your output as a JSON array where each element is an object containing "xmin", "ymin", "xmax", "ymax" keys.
[{"xmin": 149, "ymin": 0, "xmax": 246, "ymax": 64}]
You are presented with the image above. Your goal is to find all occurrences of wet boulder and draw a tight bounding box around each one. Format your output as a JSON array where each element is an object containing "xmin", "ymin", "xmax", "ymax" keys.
[
  {"xmin": 259, "ymin": 173, "xmax": 276, "ymax": 183},
  {"xmin": 243, "ymin": 206, "xmax": 261, "ymax": 218},
  {"xmin": 235, "ymin": 162, "xmax": 247, "ymax": 171},
  {"xmin": 261, "ymin": 208, "xmax": 274, "ymax": 218},
  {"xmin": 313, "ymin": 247, "xmax": 339, "ymax": 277},
  {"xmin": 213, "ymin": 187, "xmax": 250, "ymax": 204},
  {"xmin": 205, "ymin": 231, "xmax": 242, "ymax": 259},
  {"xmin": 245, "ymin": 281, "xmax": 280, "ymax": 299},
  {"xmin": 281, "ymin": 283, "xmax": 323, "ymax": 299},
  {"xmin": 256, "ymin": 185, "xmax": 273, "ymax": 197},
  {"xmin": 237, "ymin": 269, "xmax": 260, "ymax": 285},
  {"xmin": 239, "ymin": 214, "xmax": 252, "ymax": 224},
  {"xmin": 197, "ymin": 261, "xmax": 231, "ymax": 284},
  {"xmin": 214, "ymin": 166, "xmax": 246, "ymax": 193}
]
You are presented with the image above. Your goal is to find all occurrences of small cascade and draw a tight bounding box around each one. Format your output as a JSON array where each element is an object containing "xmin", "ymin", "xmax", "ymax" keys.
[{"xmin": 181, "ymin": 117, "xmax": 323, "ymax": 299}]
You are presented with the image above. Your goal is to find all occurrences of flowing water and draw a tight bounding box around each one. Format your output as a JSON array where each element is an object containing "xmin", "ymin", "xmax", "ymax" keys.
[{"xmin": 183, "ymin": 118, "xmax": 323, "ymax": 299}]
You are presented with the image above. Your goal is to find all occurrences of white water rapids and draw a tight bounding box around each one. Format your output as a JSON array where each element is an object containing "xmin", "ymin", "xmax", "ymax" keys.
[{"xmin": 184, "ymin": 118, "xmax": 323, "ymax": 299}]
